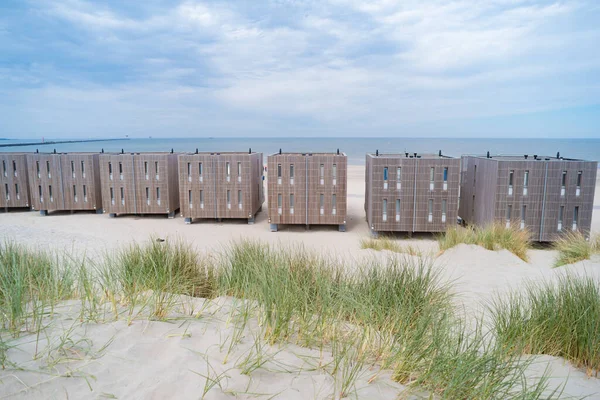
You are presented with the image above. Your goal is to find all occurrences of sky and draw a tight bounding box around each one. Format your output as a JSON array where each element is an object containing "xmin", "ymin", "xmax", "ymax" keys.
[{"xmin": 1, "ymin": 0, "xmax": 599, "ymax": 139}]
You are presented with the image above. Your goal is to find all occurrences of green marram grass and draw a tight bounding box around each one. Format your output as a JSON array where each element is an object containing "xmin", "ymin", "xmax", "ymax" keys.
[
  {"xmin": 110, "ymin": 238, "xmax": 217, "ymax": 298},
  {"xmin": 217, "ymin": 240, "xmax": 562, "ymax": 398},
  {"xmin": 0, "ymin": 242, "xmax": 74, "ymax": 333},
  {"xmin": 0, "ymin": 238, "xmax": 580, "ymax": 398},
  {"xmin": 100, "ymin": 238, "xmax": 218, "ymax": 320},
  {"xmin": 438, "ymin": 223, "xmax": 532, "ymax": 261},
  {"xmin": 489, "ymin": 274, "xmax": 600, "ymax": 377}
]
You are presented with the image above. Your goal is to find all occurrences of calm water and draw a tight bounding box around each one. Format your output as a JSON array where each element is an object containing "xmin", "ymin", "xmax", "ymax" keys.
[{"xmin": 1, "ymin": 138, "xmax": 598, "ymax": 166}]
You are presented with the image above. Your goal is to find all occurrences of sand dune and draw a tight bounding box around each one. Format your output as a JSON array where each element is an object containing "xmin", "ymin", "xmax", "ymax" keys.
[
  {"xmin": 0, "ymin": 297, "xmax": 404, "ymax": 400},
  {"xmin": 0, "ymin": 166, "xmax": 599, "ymax": 399}
]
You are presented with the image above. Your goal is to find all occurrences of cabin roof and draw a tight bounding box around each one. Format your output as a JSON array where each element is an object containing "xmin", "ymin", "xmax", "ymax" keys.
[
  {"xmin": 465, "ymin": 154, "xmax": 595, "ymax": 162},
  {"xmin": 366, "ymin": 152, "xmax": 457, "ymax": 159}
]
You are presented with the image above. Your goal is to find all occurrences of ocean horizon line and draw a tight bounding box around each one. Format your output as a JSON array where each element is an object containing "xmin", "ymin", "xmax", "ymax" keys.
[
  {"xmin": 3, "ymin": 136, "xmax": 600, "ymax": 141},
  {"xmin": 1, "ymin": 137, "xmax": 598, "ymax": 166}
]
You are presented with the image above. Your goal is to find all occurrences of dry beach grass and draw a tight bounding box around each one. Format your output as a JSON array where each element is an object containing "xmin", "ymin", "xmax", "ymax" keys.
[
  {"xmin": 438, "ymin": 223, "xmax": 532, "ymax": 261},
  {"xmin": 552, "ymin": 231, "xmax": 600, "ymax": 267},
  {"xmin": 359, "ymin": 236, "xmax": 422, "ymax": 256}
]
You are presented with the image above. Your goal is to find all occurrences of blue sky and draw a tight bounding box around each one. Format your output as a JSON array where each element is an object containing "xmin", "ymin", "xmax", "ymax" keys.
[{"xmin": 1, "ymin": 0, "xmax": 599, "ymax": 139}]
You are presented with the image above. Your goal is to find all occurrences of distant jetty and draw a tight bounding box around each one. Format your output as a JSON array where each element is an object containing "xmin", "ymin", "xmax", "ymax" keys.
[{"xmin": 0, "ymin": 138, "xmax": 129, "ymax": 148}]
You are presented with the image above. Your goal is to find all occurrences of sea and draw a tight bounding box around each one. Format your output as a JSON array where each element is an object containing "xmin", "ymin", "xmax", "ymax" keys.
[{"xmin": 1, "ymin": 138, "xmax": 598, "ymax": 166}]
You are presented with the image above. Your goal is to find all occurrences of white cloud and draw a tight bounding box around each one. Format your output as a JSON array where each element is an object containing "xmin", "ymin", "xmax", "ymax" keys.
[
  {"xmin": 3, "ymin": 0, "xmax": 600, "ymax": 137},
  {"xmin": 176, "ymin": 2, "xmax": 233, "ymax": 28},
  {"xmin": 46, "ymin": 0, "xmax": 140, "ymax": 30}
]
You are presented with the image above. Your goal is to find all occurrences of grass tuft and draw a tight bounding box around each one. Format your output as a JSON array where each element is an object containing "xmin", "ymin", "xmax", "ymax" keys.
[
  {"xmin": 104, "ymin": 238, "xmax": 218, "ymax": 319},
  {"xmin": 490, "ymin": 274, "xmax": 600, "ymax": 377},
  {"xmin": 593, "ymin": 234, "xmax": 600, "ymax": 253},
  {"xmin": 359, "ymin": 236, "xmax": 421, "ymax": 256},
  {"xmin": 360, "ymin": 236, "xmax": 401, "ymax": 252},
  {"xmin": 438, "ymin": 223, "xmax": 532, "ymax": 261},
  {"xmin": 553, "ymin": 231, "xmax": 598, "ymax": 267},
  {"xmin": 115, "ymin": 238, "xmax": 217, "ymax": 298},
  {"xmin": 0, "ymin": 242, "xmax": 74, "ymax": 333},
  {"xmin": 416, "ymin": 320, "xmax": 559, "ymax": 399}
]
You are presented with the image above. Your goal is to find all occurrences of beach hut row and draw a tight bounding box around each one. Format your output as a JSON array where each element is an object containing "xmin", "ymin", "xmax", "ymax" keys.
[
  {"xmin": 366, "ymin": 151, "xmax": 597, "ymax": 240},
  {"xmin": 11, "ymin": 151, "xmax": 265, "ymax": 224},
  {"xmin": 0, "ymin": 150, "xmax": 596, "ymax": 241}
]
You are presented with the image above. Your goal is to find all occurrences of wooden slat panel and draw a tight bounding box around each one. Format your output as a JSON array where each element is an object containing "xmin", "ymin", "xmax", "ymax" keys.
[
  {"xmin": 167, "ymin": 154, "xmax": 180, "ymax": 213},
  {"xmin": 413, "ymin": 158, "xmax": 460, "ymax": 232},
  {"xmin": 249, "ymin": 153, "xmax": 264, "ymax": 215},
  {"xmin": 179, "ymin": 154, "xmax": 216, "ymax": 218},
  {"xmin": 540, "ymin": 160, "xmax": 597, "ymax": 241},
  {"xmin": 268, "ymin": 154, "xmax": 308, "ymax": 225},
  {"xmin": 99, "ymin": 153, "xmax": 178, "ymax": 216},
  {"xmin": 366, "ymin": 156, "xmax": 416, "ymax": 232},
  {"xmin": 59, "ymin": 154, "xmax": 102, "ymax": 211},
  {"xmin": 178, "ymin": 153, "xmax": 262, "ymax": 220},
  {"xmin": 216, "ymin": 155, "xmax": 249, "ymax": 219},
  {"xmin": 458, "ymin": 156, "xmax": 498, "ymax": 226},
  {"xmin": 364, "ymin": 155, "xmax": 372, "ymax": 223},
  {"xmin": 367, "ymin": 154, "xmax": 459, "ymax": 233},
  {"xmin": 98, "ymin": 154, "xmax": 137, "ymax": 214},
  {"xmin": 26, "ymin": 154, "xmax": 65, "ymax": 212},
  {"xmin": 179, "ymin": 154, "xmax": 214, "ymax": 218},
  {"xmin": 134, "ymin": 154, "xmax": 172, "ymax": 214},
  {"xmin": 0, "ymin": 153, "xmax": 30, "ymax": 209},
  {"xmin": 493, "ymin": 160, "xmax": 544, "ymax": 238},
  {"xmin": 306, "ymin": 155, "xmax": 347, "ymax": 225},
  {"xmin": 268, "ymin": 153, "xmax": 346, "ymax": 227}
]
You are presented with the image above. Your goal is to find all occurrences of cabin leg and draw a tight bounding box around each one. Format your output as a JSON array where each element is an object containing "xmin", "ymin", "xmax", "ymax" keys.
[
  {"xmin": 39, "ymin": 210, "xmax": 48, "ymax": 216},
  {"xmin": 167, "ymin": 211, "xmax": 176, "ymax": 219},
  {"xmin": 407, "ymin": 231, "xmax": 413, "ymax": 238},
  {"xmin": 338, "ymin": 224, "xmax": 346, "ymax": 232},
  {"xmin": 258, "ymin": 206, "xmax": 263, "ymax": 213},
  {"xmin": 184, "ymin": 217, "xmax": 192, "ymax": 225},
  {"xmin": 96, "ymin": 208, "xmax": 103, "ymax": 214},
  {"xmin": 270, "ymin": 224, "xmax": 278, "ymax": 232},
  {"xmin": 109, "ymin": 213, "xmax": 117, "ymax": 218},
  {"xmin": 370, "ymin": 229, "xmax": 379, "ymax": 238},
  {"xmin": 248, "ymin": 215, "xmax": 255, "ymax": 225}
]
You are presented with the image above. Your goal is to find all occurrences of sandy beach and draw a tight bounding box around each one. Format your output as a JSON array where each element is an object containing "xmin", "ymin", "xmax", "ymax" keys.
[
  {"xmin": 1, "ymin": 165, "xmax": 599, "ymax": 399},
  {"xmin": 5, "ymin": 165, "xmax": 597, "ymax": 254},
  {"xmin": 3, "ymin": 0, "xmax": 600, "ymax": 397}
]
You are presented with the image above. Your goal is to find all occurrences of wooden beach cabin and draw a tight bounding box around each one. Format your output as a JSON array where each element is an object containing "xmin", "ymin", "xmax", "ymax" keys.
[
  {"xmin": 0, "ymin": 153, "xmax": 30, "ymax": 210},
  {"xmin": 26, "ymin": 152, "xmax": 102, "ymax": 215},
  {"xmin": 98, "ymin": 152, "xmax": 179, "ymax": 217},
  {"xmin": 459, "ymin": 154, "xmax": 598, "ymax": 241},
  {"xmin": 267, "ymin": 151, "xmax": 347, "ymax": 232},
  {"xmin": 365, "ymin": 152, "xmax": 460, "ymax": 236},
  {"xmin": 178, "ymin": 151, "xmax": 264, "ymax": 224}
]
